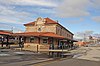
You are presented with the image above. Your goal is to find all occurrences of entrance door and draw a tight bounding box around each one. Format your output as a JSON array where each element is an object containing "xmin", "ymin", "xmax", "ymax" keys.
[
  {"xmin": 49, "ymin": 38, "xmax": 54, "ymax": 49},
  {"xmin": 58, "ymin": 41, "xmax": 63, "ymax": 49}
]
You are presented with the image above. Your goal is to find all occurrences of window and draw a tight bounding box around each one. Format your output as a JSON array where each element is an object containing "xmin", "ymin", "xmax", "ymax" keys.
[
  {"xmin": 49, "ymin": 38, "xmax": 53, "ymax": 44},
  {"xmin": 43, "ymin": 39, "xmax": 48, "ymax": 44},
  {"xmin": 30, "ymin": 37, "xmax": 34, "ymax": 43},
  {"xmin": 38, "ymin": 28, "xmax": 41, "ymax": 32},
  {"xmin": 67, "ymin": 34, "xmax": 69, "ymax": 37}
]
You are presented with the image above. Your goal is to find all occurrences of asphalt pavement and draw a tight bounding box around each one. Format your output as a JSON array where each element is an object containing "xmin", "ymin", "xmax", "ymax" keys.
[
  {"xmin": 0, "ymin": 49, "xmax": 51, "ymax": 66},
  {"xmin": 43, "ymin": 59, "xmax": 100, "ymax": 66}
]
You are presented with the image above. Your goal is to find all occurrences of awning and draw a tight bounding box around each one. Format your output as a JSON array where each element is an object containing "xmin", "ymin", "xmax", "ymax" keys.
[{"xmin": 60, "ymin": 39, "xmax": 77, "ymax": 42}]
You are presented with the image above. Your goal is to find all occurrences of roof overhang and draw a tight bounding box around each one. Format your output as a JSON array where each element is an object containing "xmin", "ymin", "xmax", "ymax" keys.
[{"xmin": 12, "ymin": 32, "xmax": 65, "ymax": 39}]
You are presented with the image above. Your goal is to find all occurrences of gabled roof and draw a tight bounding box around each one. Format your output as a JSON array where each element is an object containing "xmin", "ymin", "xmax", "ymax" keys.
[
  {"xmin": 12, "ymin": 32, "xmax": 64, "ymax": 39},
  {"xmin": 24, "ymin": 21, "xmax": 35, "ymax": 26},
  {"xmin": 24, "ymin": 18, "xmax": 58, "ymax": 26},
  {"xmin": 44, "ymin": 18, "xmax": 58, "ymax": 24},
  {"xmin": 23, "ymin": 17, "xmax": 73, "ymax": 35}
]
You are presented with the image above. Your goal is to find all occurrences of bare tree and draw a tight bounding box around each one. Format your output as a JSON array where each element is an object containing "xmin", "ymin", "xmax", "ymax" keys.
[
  {"xmin": 74, "ymin": 30, "xmax": 94, "ymax": 41},
  {"xmin": 93, "ymin": 34, "xmax": 100, "ymax": 38}
]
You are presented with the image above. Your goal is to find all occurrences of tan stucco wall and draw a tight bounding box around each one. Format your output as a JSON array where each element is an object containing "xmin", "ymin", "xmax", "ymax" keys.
[
  {"xmin": 25, "ymin": 37, "xmax": 38, "ymax": 43},
  {"xmin": 23, "ymin": 43, "xmax": 38, "ymax": 51},
  {"xmin": 42, "ymin": 24, "xmax": 56, "ymax": 33},
  {"xmin": 23, "ymin": 37, "xmax": 59, "ymax": 51},
  {"xmin": 25, "ymin": 26, "xmax": 38, "ymax": 32},
  {"xmin": 56, "ymin": 24, "xmax": 73, "ymax": 39},
  {"xmin": 23, "ymin": 43, "xmax": 49, "ymax": 52},
  {"xmin": 25, "ymin": 24, "xmax": 57, "ymax": 33}
]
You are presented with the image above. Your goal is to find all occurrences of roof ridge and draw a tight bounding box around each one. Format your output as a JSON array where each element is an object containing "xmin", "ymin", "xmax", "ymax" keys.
[
  {"xmin": 24, "ymin": 17, "xmax": 58, "ymax": 26},
  {"xmin": 24, "ymin": 21, "xmax": 35, "ymax": 26},
  {"xmin": 44, "ymin": 17, "xmax": 58, "ymax": 23}
]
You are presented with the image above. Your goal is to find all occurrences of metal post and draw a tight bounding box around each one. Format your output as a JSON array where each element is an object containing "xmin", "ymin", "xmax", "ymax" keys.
[
  {"xmin": 59, "ymin": 40, "xmax": 60, "ymax": 49},
  {"xmin": 37, "ymin": 45, "xmax": 38, "ymax": 53},
  {"xmin": 61, "ymin": 42, "xmax": 63, "ymax": 58},
  {"xmin": 6, "ymin": 36, "xmax": 9, "ymax": 48},
  {"xmin": 1, "ymin": 36, "xmax": 4, "ymax": 47},
  {"xmin": 19, "ymin": 36, "xmax": 23, "ymax": 51}
]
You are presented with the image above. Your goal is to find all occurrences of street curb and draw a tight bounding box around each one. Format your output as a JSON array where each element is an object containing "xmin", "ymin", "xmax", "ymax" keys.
[
  {"xmin": 24, "ymin": 58, "xmax": 54, "ymax": 66},
  {"xmin": 25, "ymin": 57, "xmax": 73, "ymax": 66}
]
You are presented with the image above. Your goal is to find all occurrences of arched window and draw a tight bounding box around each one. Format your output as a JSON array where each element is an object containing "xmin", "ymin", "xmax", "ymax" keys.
[{"xmin": 38, "ymin": 28, "xmax": 41, "ymax": 32}]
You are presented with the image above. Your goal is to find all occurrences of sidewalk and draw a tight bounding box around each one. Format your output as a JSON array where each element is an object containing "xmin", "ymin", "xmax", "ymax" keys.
[
  {"xmin": 73, "ymin": 47, "xmax": 100, "ymax": 61},
  {"xmin": 0, "ymin": 58, "xmax": 53, "ymax": 66},
  {"xmin": 0, "ymin": 49, "xmax": 53, "ymax": 66}
]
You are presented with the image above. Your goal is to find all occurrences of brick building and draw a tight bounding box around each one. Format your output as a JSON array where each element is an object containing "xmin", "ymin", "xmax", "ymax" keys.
[{"xmin": 13, "ymin": 17, "xmax": 76, "ymax": 52}]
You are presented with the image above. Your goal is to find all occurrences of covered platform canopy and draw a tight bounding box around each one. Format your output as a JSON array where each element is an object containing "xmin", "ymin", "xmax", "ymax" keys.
[
  {"xmin": 0, "ymin": 30, "xmax": 13, "ymax": 48},
  {"xmin": 12, "ymin": 32, "xmax": 65, "ymax": 39},
  {"xmin": 60, "ymin": 39, "xmax": 77, "ymax": 42},
  {"xmin": 0, "ymin": 30, "xmax": 12, "ymax": 35}
]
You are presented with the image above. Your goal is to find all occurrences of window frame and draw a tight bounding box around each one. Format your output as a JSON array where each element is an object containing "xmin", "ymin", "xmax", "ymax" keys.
[
  {"xmin": 42, "ymin": 37, "xmax": 48, "ymax": 44},
  {"xmin": 30, "ymin": 37, "xmax": 34, "ymax": 43}
]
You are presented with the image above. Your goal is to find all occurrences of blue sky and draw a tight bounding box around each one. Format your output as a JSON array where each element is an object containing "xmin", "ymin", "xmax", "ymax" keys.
[{"xmin": 0, "ymin": 0, "xmax": 100, "ymax": 36}]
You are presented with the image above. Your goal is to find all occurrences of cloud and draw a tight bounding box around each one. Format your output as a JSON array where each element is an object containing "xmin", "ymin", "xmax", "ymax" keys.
[
  {"xmin": 0, "ymin": 0, "xmax": 58, "ymax": 24},
  {"xmin": 0, "ymin": 16, "xmax": 22, "ymax": 24},
  {"xmin": 66, "ymin": 18, "xmax": 84, "ymax": 24},
  {"xmin": 56, "ymin": 0, "xmax": 91, "ymax": 17},
  {"xmin": 0, "ymin": 5, "xmax": 34, "ymax": 24},
  {"xmin": 0, "ymin": 0, "xmax": 100, "ymax": 26},
  {"xmin": 92, "ymin": 16, "xmax": 100, "ymax": 22},
  {"xmin": 37, "ymin": 8, "xmax": 56, "ymax": 14},
  {"xmin": 55, "ymin": 0, "xmax": 100, "ymax": 18},
  {"xmin": 0, "ymin": 0, "xmax": 57, "ymax": 7},
  {"xmin": 0, "ymin": 5, "xmax": 32, "ymax": 17},
  {"xmin": 0, "ymin": 23, "xmax": 12, "ymax": 29},
  {"xmin": 0, "ymin": 23, "xmax": 23, "ymax": 32},
  {"xmin": 91, "ymin": 0, "xmax": 100, "ymax": 9}
]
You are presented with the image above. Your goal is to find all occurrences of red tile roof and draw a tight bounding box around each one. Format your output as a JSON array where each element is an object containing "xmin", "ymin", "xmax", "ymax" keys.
[
  {"xmin": 0, "ymin": 30, "xmax": 12, "ymax": 35},
  {"xmin": 24, "ymin": 21, "xmax": 35, "ymax": 26},
  {"xmin": 41, "ymin": 32, "xmax": 64, "ymax": 39},
  {"xmin": 13, "ymin": 32, "xmax": 64, "ymax": 39},
  {"xmin": 44, "ymin": 18, "xmax": 58, "ymax": 24},
  {"xmin": 24, "ymin": 18, "xmax": 58, "ymax": 26}
]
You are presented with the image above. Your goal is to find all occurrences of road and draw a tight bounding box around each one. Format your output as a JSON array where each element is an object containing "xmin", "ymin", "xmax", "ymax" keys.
[
  {"xmin": 33, "ymin": 47, "xmax": 100, "ymax": 66},
  {"xmin": 1, "ymin": 47, "xmax": 100, "ymax": 66},
  {"xmin": 74, "ymin": 47, "xmax": 100, "ymax": 61},
  {"xmin": 42, "ymin": 59, "xmax": 100, "ymax": 66}
]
